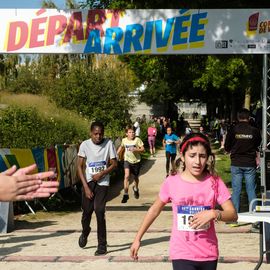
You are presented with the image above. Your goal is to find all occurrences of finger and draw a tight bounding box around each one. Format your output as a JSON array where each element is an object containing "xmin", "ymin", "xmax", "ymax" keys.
[
  {"xmin": 130, "ymin": 249, "xmax": 136, "ymax": 259},
  {"xmin": 29, "ymin": 192, "xmax": 52, "ymax": 198},
  {"xmin": 35, "ymin": 187, "xmax": 59, "ymax": 194},
  {"xmin": 134, "ymin": 254, "xmax": 138, "ymax": 261},
  {"xmin": 13, "ymin": 164, "xmax": 37, "ymax": 176},
  {"xmin": 33, "ymin": 171, "xmax": 54, "ymax": 179},
  {"xmin": 86, "ymin": 194, "xmax": 92, "ymax": 199},
  {"xmin": 132, "ymin": 249, "xmax": 138, "ymax": 260},
  {"xmin": 16, "ymin": 175, "xmax": 42, "ymax": 184},
  {"xmin": 16, "ymin": 184, "xmax": 41, "ymax": 198},
  {"xmin": 15, "ymin": 195, "xmax": 35, "ymax": 201},
  {"xmin": 39, "ymin": 181, "xmax": 59, "ymax": 188},
  {"xmin": 1, "ymin": 165, "xmax": 17, "ymax": 176}
]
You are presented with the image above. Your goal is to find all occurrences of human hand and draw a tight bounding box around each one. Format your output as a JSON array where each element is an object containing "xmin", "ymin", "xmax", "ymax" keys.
[
  {"xmin": 130, "ymin": 239, "xmax": 140, "ymax": 261},
  {"xmin": 0, "ymin": 164, "xmax": 58, "ymax": 201},
  {"xmin": 28, "ymin": 180, "xmax": 59, "ymax": 199},
  {"xmin": 84, "ymin": 185, "xmax": 94, "ymax": 200},
  {"xmin": 92, "ymin": 172, "xmax": 104, "ymax": 182},
  {"xmin": 189, "ymin": 210, "xmax": 214, "ymax": 230}
]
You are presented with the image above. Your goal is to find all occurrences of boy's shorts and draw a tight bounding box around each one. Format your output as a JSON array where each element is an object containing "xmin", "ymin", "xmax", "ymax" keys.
[{"xmin": 124, "ymin": 161, "xmax": 141, "ymax": 177}]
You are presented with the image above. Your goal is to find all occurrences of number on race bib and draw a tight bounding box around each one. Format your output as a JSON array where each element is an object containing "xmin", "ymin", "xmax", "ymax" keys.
[
  {"xmin": 88, "ymin": 161, "xmax": 106, "ymax": 176},
  {"xmin": 177, "ymin": 205, "xmax": 211, "ymax": 232}
]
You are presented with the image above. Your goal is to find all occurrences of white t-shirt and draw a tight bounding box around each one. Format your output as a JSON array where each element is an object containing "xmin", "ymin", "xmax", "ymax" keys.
[
  {"xmin": 134, "ymin": 121, "xmax": 140, "ymax": 137},
  {"xmin": 78, "ymin": 138, "xmax": 117, "ymax": 186}
]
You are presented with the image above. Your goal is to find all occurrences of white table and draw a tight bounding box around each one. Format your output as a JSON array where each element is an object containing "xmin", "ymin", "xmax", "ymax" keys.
[
  {"xmin": 238, "ymin": 212, "xmax": 270, "ymax": 270},
  {"xmin": 238, "ymin": 212, "xmax": 270, "ymax": 223}
]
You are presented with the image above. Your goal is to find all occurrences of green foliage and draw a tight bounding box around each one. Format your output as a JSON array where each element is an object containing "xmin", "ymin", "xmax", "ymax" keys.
[
  {"xmin": 215, "ymin": 152, "xmax": 231, "ymax": 185},
  {"xmin": 50, "ymin": 60, "xmax": 135, "ymax": 129},
  {"xmin": 0, "ymin": 105, "xmax": 88, "ymax": 148},
  {"xmin": 139, "ymin": 122, "xmax": 148, "ymax": 146},
  {"xmin": 194, "ymin": 56, "xmax": 249, "ymax": 93},
  {"xmin": 80, "ymin": 0, "xmax": 270, "ymax": 9},
  {"xmin": 7, "ymin": 65, "xmax": 42, "ymax": 94}
]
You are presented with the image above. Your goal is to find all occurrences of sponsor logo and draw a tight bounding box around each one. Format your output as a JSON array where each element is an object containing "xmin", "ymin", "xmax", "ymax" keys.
[
  {"xmin": 215, "ymin": 40, "xmax": 228, "ymax": 49},
  {"xmin": 247, "ymin": 44, "xmax": 256, "ymax": 49},
  {"xmin": 248, "ymin": 12, "xmax": 259, "ymax": 31}
]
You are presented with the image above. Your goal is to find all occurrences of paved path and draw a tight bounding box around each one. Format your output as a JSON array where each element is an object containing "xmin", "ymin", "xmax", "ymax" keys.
[{"xmin": 0, "ymin": 150, "xmax": 269, "ymax": 270}]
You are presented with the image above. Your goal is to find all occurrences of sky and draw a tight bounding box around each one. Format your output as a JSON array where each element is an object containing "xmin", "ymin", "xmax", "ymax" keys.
[{"xmin": 0, "ymin": 0, "xmax": 77, "ymax": 9}]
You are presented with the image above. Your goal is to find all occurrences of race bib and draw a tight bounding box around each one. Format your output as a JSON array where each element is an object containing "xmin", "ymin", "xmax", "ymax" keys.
[
  {"xmin": 88, "ymin": 161, "xmax": 106, "ymax": 175},
  {"xmin": 177, "ymin": 205, "xmax": 211, "ymax": 232},
  {"xmin": 126, "ymin": 144, "xmax": 135, "ymax": 151}
]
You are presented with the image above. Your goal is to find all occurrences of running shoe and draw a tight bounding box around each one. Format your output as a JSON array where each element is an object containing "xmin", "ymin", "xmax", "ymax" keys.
[
  {"xmin": 121, "ymin": 194, "xmax": 129, "ymax": 203},
  {"xmin": 133, "ymin": 186, "xmax": 139, "ymax": 199},
  {"xmin": 78, "ymin": 233, "xmax": 88, "ymax": 248}
]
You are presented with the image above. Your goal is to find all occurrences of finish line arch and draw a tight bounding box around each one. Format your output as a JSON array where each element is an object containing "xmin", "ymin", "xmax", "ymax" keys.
[{"xmin": 2, "ymin": 8, "xmax": 270, "ymax": 267}]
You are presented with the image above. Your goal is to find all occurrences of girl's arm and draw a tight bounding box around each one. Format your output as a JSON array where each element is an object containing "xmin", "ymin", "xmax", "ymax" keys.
[
  {"xmin": 217, "ymin": 199, "xmax": 238, "ymax": 222},
  {"xmin": 130, "ymin": 197, "xmax": 166, "ymax": 260}
]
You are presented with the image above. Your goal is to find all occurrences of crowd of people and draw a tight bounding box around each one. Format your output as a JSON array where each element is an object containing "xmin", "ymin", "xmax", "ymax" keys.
[
  {"xmin": 74, "ymin": 108, "xmax": 260, "ymax": 267},
  {"xmin": 0, "ymin": 107, "xmax": 262, "ymax": 270}
]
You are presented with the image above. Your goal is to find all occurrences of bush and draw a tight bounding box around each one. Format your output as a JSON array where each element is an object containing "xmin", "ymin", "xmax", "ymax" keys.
[{"xmin": 0, "ymin": 105, "xmax": 88, "ymax": 148}]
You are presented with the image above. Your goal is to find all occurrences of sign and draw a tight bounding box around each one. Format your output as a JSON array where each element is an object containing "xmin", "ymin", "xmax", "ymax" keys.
[{"xmin": 2, "ymin": 9, "xmax": 270, "ymax": 54}]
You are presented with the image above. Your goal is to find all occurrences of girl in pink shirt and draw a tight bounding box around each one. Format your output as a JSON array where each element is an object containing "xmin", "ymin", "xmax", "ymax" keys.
[{"xmin": 130, "ymin": 133, "xmax": 237, "ymax": 270}]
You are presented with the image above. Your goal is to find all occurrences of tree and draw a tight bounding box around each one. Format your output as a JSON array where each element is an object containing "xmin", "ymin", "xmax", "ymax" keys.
[
  {"xmin": 79, "ymin": 0, "xmax": 270, "ymax": 9},
  {"xmin": 49, "ymin": 56, "xmax": 136, "ymax": 135},
  {"xmin": 193, "ymin": 55, "xmax": 261, "ymax": 120},
  {"xmin": 120, "ymin": 54, "xmax": 207, "ymax": 119}
]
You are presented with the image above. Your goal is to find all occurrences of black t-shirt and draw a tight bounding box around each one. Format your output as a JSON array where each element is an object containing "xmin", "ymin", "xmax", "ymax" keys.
[{"xmin": 224, "ymin": 122, "xmax": 261, "ymax": 167}]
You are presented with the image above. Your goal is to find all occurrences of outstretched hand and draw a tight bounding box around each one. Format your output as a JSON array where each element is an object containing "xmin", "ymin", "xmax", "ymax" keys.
[
  {"xmin": 130, "ymin": 240, "xmax": 140, "ymax": 261},
  {"xmin": 0, "ymin": 164, "xmax": 59, "ymax": 201}
]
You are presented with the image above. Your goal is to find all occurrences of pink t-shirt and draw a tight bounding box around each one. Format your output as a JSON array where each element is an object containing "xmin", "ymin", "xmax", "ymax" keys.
[
  {"xmin": 148, "ymin": 127, "xmax": 157, "ymax": 137},
  {"xmin": 159, "ymin": 174, "xmax": 231, "ymax": 261}
]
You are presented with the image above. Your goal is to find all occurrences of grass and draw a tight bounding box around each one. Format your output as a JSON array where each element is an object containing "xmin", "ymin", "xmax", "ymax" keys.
[
  {"xmin": 212, "ymin": 143, "xmax": 262, "ymax": 212},
  {"xmin": 0, "ymin": 92, "xmax": 90, "ymax": 131},
  {"xmin": 215, "ymin": 150, "xmax": 231, "ymax": 186}
]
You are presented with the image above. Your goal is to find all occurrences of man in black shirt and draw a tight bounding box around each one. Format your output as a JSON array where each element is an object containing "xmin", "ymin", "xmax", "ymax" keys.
[{"xmin": 225, "ymin": 109, "xmax": 261, "ymax": 216}]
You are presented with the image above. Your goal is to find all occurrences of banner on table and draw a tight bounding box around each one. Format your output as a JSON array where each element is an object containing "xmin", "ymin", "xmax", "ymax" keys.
[{"xmin": 2, "ymin": 9, "xmax": 270, "ymax": 54}]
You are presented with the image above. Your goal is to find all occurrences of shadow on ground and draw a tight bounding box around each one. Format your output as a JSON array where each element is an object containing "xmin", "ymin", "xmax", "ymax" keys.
[
  {"xmin": 106, "ymin": 205, "xmax": 172, "ymax": 212},
  {"xmin": 84, "ymin": 235, "xmax": 170, "ymax": 254},
  {"xmin": 14, "ymin": 220, "xmax": 58, "ymax": 230},
  {"xmin": 0, "ymin": 230, "xmax": 72, "ymax": 256},
  {"xmin": 107, "ymin": 158, "xmax": 156, "ymax": 202}
]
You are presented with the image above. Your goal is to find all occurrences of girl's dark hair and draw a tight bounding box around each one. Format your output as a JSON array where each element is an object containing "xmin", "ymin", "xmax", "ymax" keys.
[{"xmin": 172, "ymin": 133, "xmax": 216, "ymax": 176}]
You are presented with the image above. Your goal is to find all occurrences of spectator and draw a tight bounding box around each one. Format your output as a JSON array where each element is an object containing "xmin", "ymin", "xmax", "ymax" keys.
[
  {"xmin": 219, "ymin": 119, "xmax": 228, "ymax": 150},
  {"xmin": 199, "ymin": 125, "xmax": 208, "ymax": 136},
  {"xmin": 212, "ymin": 118, "xmax": 221, "ymax": 143},
  {"xmin": 147, "ymin": 122, "xmax": 157, "ymax": 157},
  {"xmin": 185, "ymin": 122, "xmax": 192, "ymax": 135},
  {"xmin": 133, "ymin": 117, "xmax": 141, "ymax": 137},
  {"xmin": 224, "ymin": 109, "xmax": 261, "ymax": 228}
]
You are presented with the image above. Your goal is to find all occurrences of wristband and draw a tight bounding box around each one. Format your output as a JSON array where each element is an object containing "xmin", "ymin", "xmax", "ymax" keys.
[{"xmin": 215, "ymin": 210, "xmax": 222, "ymax": 222}]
